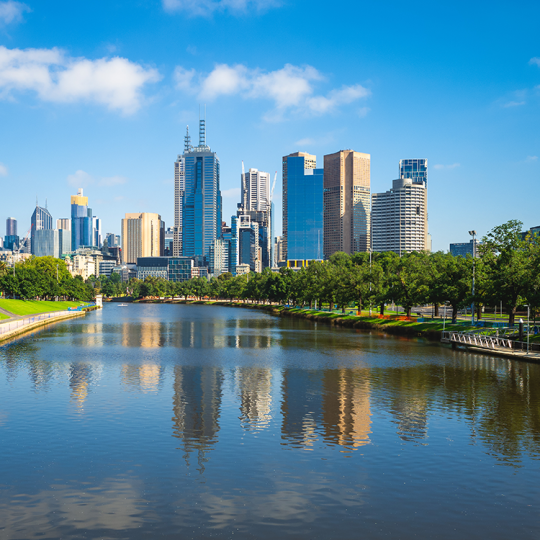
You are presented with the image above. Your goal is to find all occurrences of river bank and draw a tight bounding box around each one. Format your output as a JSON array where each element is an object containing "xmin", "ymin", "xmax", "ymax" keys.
[{"xmin": 135, "ymin": 298, "xmax": 467, "ymax": 341}]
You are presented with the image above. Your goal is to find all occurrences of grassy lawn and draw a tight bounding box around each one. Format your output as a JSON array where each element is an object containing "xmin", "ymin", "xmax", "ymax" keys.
[
  {"xmin": 0, "ymin": 312, "xmax": 10, "ymax": 320},
  {"xmin": 0, "ymin": 299, "xmax": 87, "ymax": 317}
]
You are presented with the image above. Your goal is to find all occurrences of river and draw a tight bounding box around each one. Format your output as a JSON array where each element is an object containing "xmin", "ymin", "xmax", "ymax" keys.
[{"xmin": 1, "ymin": 303, "xmax": 539, "ymax": 539}]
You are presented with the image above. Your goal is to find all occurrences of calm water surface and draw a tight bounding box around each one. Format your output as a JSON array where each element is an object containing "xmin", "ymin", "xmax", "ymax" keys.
[{"xmin": 1, "ymin": 304, "xmax": 540, "ymax": 539}]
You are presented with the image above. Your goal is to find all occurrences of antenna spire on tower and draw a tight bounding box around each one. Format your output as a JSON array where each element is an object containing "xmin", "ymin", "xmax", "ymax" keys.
[
  {"xmin": 199, "ymin": 106, "xmax": 206, "ymax": 147},
  {"xmin": 184, "ymin": 125, "xmax": 192, "ymax": 153}
]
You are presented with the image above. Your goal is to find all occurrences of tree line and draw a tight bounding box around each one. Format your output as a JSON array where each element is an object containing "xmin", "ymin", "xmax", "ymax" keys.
[
  {"xmin": 0, "ymin": 257, "xmax": 95, "ymax": 302},
  {"xmin": 90, "ymin": 220, "xmax": 540, "ymax": 326}
]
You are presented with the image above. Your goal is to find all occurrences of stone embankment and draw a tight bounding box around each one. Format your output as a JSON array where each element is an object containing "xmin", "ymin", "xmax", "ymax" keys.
[{"xmin": 0, "ymin": 310, "xmax": 87, "ymax": 344}]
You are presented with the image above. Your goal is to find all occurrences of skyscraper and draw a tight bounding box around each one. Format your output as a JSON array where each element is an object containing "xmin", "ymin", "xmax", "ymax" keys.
[
  {"xmin": 241, "ymin": 168, "xmax": 270, "ymax": 212},
  {"xmin": 6, "ymin": 217, "xmax": 17, "ymax": 237},
  {"xmin": 371, "ymin": 177, "xmax": 428, "ymax": 254},
  {"xmin": 179, "ymin": 118, "xmax": 221, "ymax": 265},
  {"xmin": 71, "ymin": 189, "xmax": 93, "ymax": 250},
  {"xmin": 399, "ymin": 159, "xmax": 428, "ymax": 187},
  {"xmin": 282, "ymin": 152, "xmax": 323, "ymax": 261},
  {"xmin": 57, "ymin": 218, "xmax": 71, "ymax": 231},
  {"xmin": 121, "ymin": 212, "xmax": 163, "ymax": 264},
  {"xmin": 30, "ymin": 204, "xmax": 53, "ymax": 254},
  {"xmin": 323, "ymin": 150, "xmax": 370, "ymax": 259}
]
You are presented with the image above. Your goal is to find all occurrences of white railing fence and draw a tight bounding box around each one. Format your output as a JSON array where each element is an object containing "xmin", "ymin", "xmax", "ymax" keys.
[{"xmin": 0, "ymin": 311, "xmax": 74, "ymax": 336}]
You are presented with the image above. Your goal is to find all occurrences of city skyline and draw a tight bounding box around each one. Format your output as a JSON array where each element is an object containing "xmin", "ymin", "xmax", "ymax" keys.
[{"xmin": 0, "ymin": 1, "xmax": 539, "ymax": 251}]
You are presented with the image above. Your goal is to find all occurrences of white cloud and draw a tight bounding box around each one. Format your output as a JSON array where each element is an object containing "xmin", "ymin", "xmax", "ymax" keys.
[
  {"xmin": 0, "ymin": 46, "xmax": 160, "ymax": 114},
  {"xmin": 175, "ymin": 62, "xmax": 370, "ymax": 120},
  {"xmin": 100, "ymin": 175, "xmax": 127, "ymax": 186},
  {"xmin": 67, "ymin": 170, "xmax": 94, "ymax": 188},
  {"xmin": 222, "ymin": 187, "xmax": 241, "ymax": 198},
  {"xmin": 525, "ymin": 155, "xmax": 538, "ymax": 163},
  {"xmin": 0, "ymin": 161, "xmax": 7, "ymax": 176},
  {"xmin": 163, "ymin": 0, "xmax": 280, "ymax": 17},
  {"xmin": 502, "ymin": 100, "xmax": 526, "ymax": 108},
  {"xmin": 0, "ymin": 1, "xmax": 30, "ymax": 26},
  {"xmin": 433, "ymin": 163, "xmax": 460, "ymax": 170},
  {"xmin": 68, "ymin": 170, "xmax": 128, "ymax": 188},
  {"xmin": 357, "ymin": 106, "xmax": 370, "ymax": 118},
  {"xmin": 529, "ymin": 57, "xmax": 540, "ymax": 67}
]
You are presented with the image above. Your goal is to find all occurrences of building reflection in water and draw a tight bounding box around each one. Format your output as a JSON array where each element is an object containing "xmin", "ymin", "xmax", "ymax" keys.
[
  {"xmin": 235, "ymin": 367, "xmax": 273, "ymax": 431},
  {"xmin": 121, "ymin": 364, "xmax": 164, "ymax": 393},
  {"xmin": 281, "ymin": 368, "xmax": 371, "ymax": 451},
  {"xmin": 69, "ymin": 362, "xmax": 100, "ymax": 412},
  {"xmin": 119, "ymin": 320, "xmax": 272, "ymax": 349},
  {"xmin": 171, "ymin": 366, "xmax": 223, "ymax": 472}
]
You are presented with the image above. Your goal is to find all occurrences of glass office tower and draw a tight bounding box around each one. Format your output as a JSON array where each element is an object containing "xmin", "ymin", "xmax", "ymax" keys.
[
  {"xmin": 30, "ymin": 205, "xmax": 53, "ymax": 254},
  {"xmin": 282, "ymin": 153, "xmax": 324, "ymax": 261},
  {"xmin": 399, "ymin": 159, "xmax": 428, "ymax": 187},
  {"xmin": 181, "ymin": 119, "xmax": 222, "ymax": 265},
  {"xmin": 71, "ymin": 188, "xmax": 93, "ymax": 250}
]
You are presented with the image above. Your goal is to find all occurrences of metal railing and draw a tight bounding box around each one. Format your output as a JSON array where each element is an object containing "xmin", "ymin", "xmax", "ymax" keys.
[
  {"xmin": 442, "ymin": 330, "xmax": 514, "ymax": 350},
  {"xmin": 0, "ymin": 311, "xmax": 74, "ymax": 336}
]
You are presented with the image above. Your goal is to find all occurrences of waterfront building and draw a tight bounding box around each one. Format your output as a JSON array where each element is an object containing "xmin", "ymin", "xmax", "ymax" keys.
[
  {"xmin": 57, "ymin": 218, "xmax": 70, "ymax": 231},
  {"xmin": 6, "ymin": 217, "xmax": 17, "ymax": 237},
  {"xmin": 209, "ymin": 238, "xmax": 229, "ymax": 277},
  {"xmin": 229, "ymin": 216, "xmax": 238, "ymax": 275},
  {"xmin": 399, "ymin": 159, "xmax": 428, "ymax": 188},
  {"xmin": 450, "ymin": 239, "xmax": 479, "ymax": 258},
  {"xmin": 323, "ymin": 150, "xmax": 370, "ymax": 259},
  {"xmin": 30, "ymin": 204, "xmax": 53, "ymax": 254},
  {"xmin": 137, "ymin": 256, "xmax": 194, "ymax": 282},
  {"xmin": 99, "ymin": 260, "xmax": 117, "ymax": 277},
  {"xmin": 235, "ymin": 264, "xmax": 250, "ymax": 275},
  {"xmin": 282, "ymin": 152, "xmax": 323, "ymax": 261},
  {"xmin": 178, "ymin": 119, "xmax": 222, "ymax": 265},
  {"xmin": 371, "ymin": 177, "xmax": 428, "ymax": 254},
  {"xmin": 121, "ymin": 212, "xmax": 162, "ymax": 264},
  {"xmin": 112, "ymin": 264, "xmax": 137, "ymax": 282},
  {"xmin": 520, "ymin": 225, "xmax": 540, "ymax": 241},
  {"xmin": 274, "ymin": 236, "xmax": 284, "ymax": 264},
  {"xmin": 191, "ymin": 266, "xmax": 209, "ymax": 280},
  {"xmin": 71, "ymin": 189, "xmax": 93, "ymax": 250}
]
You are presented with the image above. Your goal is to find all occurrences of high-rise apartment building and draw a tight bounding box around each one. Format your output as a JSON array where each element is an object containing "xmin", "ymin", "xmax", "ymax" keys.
[
  {"xmin": 30, "ymin": 205, "xmax": 53, "ymax": 254},
  {"xmin": 399, "ymin": 159, "xmax": 428, "ymax": 187},
  {"xmin": 282, "ymin": 152, "xmax": 323, "ymax": 261},
  {"xmin": 178, "ymin": 119, "xmax": 221, "ymax": 265},
  {"xmin": 121, "ymin": 212, "xmax": 163, "ymax": 264},
  {"xmin": 241, "ymin": 168, "xmax": 270, "ymax": 212},
  {"xmin": 71, "ymin": 189, "xmax": 93, "ymax": 251},
  {"xmin": 92, "ymin": 217, "xmax": 102, "ymax": 248},
  {"xmin": 323, "ymin": 150, "xmax": 370, "ymax": 259},
  {"xmin": 371, "ymin": 178, "xmax": 428, "ymax": 254},
  {"xmin": 57, "ymin": 218, "xmax": 71, "ymax": 231},
  {"xmin": 6, "ymin": 218, "xmax": 17, "ymax": 237}
]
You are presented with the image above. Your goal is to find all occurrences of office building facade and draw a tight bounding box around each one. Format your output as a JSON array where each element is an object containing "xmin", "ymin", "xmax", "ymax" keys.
[
  {"xmin": 450, "ymin": 240, "xmax": 479, "ymax": 258},
  {"xmin": 137, "ymin": 256, "xmax": 194, "ymax": 282},
  {"xmin": 71, "ymin": 189, "xmax": 93, "ymax": 250},
  {"xmin": 31, "ymin": 205, "xmax": 53, "ymax": 254},
  {"xmin": 241, "ymin": 168, "xmax": 270, "ymax": 212},
  {"xmin": 282, "ymin": 152, "xmax": 323, "ymax": 261},
  {"xmin": 399, "ymin": 159, "xmax": 428, "ymax": 187},
  {"xmin": 121, "ymin": 212, "xmax": 163, "ymax": 264},
  {"xmin": 178, "ymin": 120, "xmax": 221, "ymax": 265},
  {"xmin": 57, "ymin": 218, "xmax": 71, "ymax": 231},
  {"xmin": 371, "ymin": 177, "xmax": 428, "ymax": 254},
  {"xmin": 323, "ymin": 150, "xmax": 370, "ymax": 259},
  {"xmin": 6, "ymin": 217, "xmax": 17, "ymax": 237}
]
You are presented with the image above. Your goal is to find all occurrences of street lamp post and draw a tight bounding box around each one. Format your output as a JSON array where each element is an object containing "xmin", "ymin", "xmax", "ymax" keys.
[
  {"xmin": 469, "ymin": 230, "xmax": 477, "ymax": 325},
  {"xmin": 524, "ymin": 305, "xmax": 530, "ymax": 355}
]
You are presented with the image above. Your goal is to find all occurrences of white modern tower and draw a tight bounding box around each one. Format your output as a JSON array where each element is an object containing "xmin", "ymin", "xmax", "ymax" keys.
[{"xmin": 241, "ymin": 168, "xmax": 270, "ymax": 212}]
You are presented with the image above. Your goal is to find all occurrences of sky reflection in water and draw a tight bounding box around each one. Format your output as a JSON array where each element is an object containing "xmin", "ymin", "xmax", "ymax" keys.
[{"xmin": 0, "ymin": 304, "xmax": 539, "ymax": 539}]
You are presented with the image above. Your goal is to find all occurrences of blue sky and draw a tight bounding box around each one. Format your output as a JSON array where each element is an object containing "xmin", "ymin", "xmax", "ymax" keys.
[{"xmin": 0, "ymin": 0, "xmax": 539, "ymax": 251}]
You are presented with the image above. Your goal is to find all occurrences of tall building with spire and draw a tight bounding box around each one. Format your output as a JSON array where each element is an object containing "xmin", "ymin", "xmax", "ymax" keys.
[
  {"xmin": 30, "ymin": 202, "xmax": 53, "ymax": 254},
  {"xmin": 177, "ymin": 116, "xmax": 222, "ymax": 265},
  {"xmin": 71, "ymin": 188, "xmax": 93, "ymax": 251}
]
